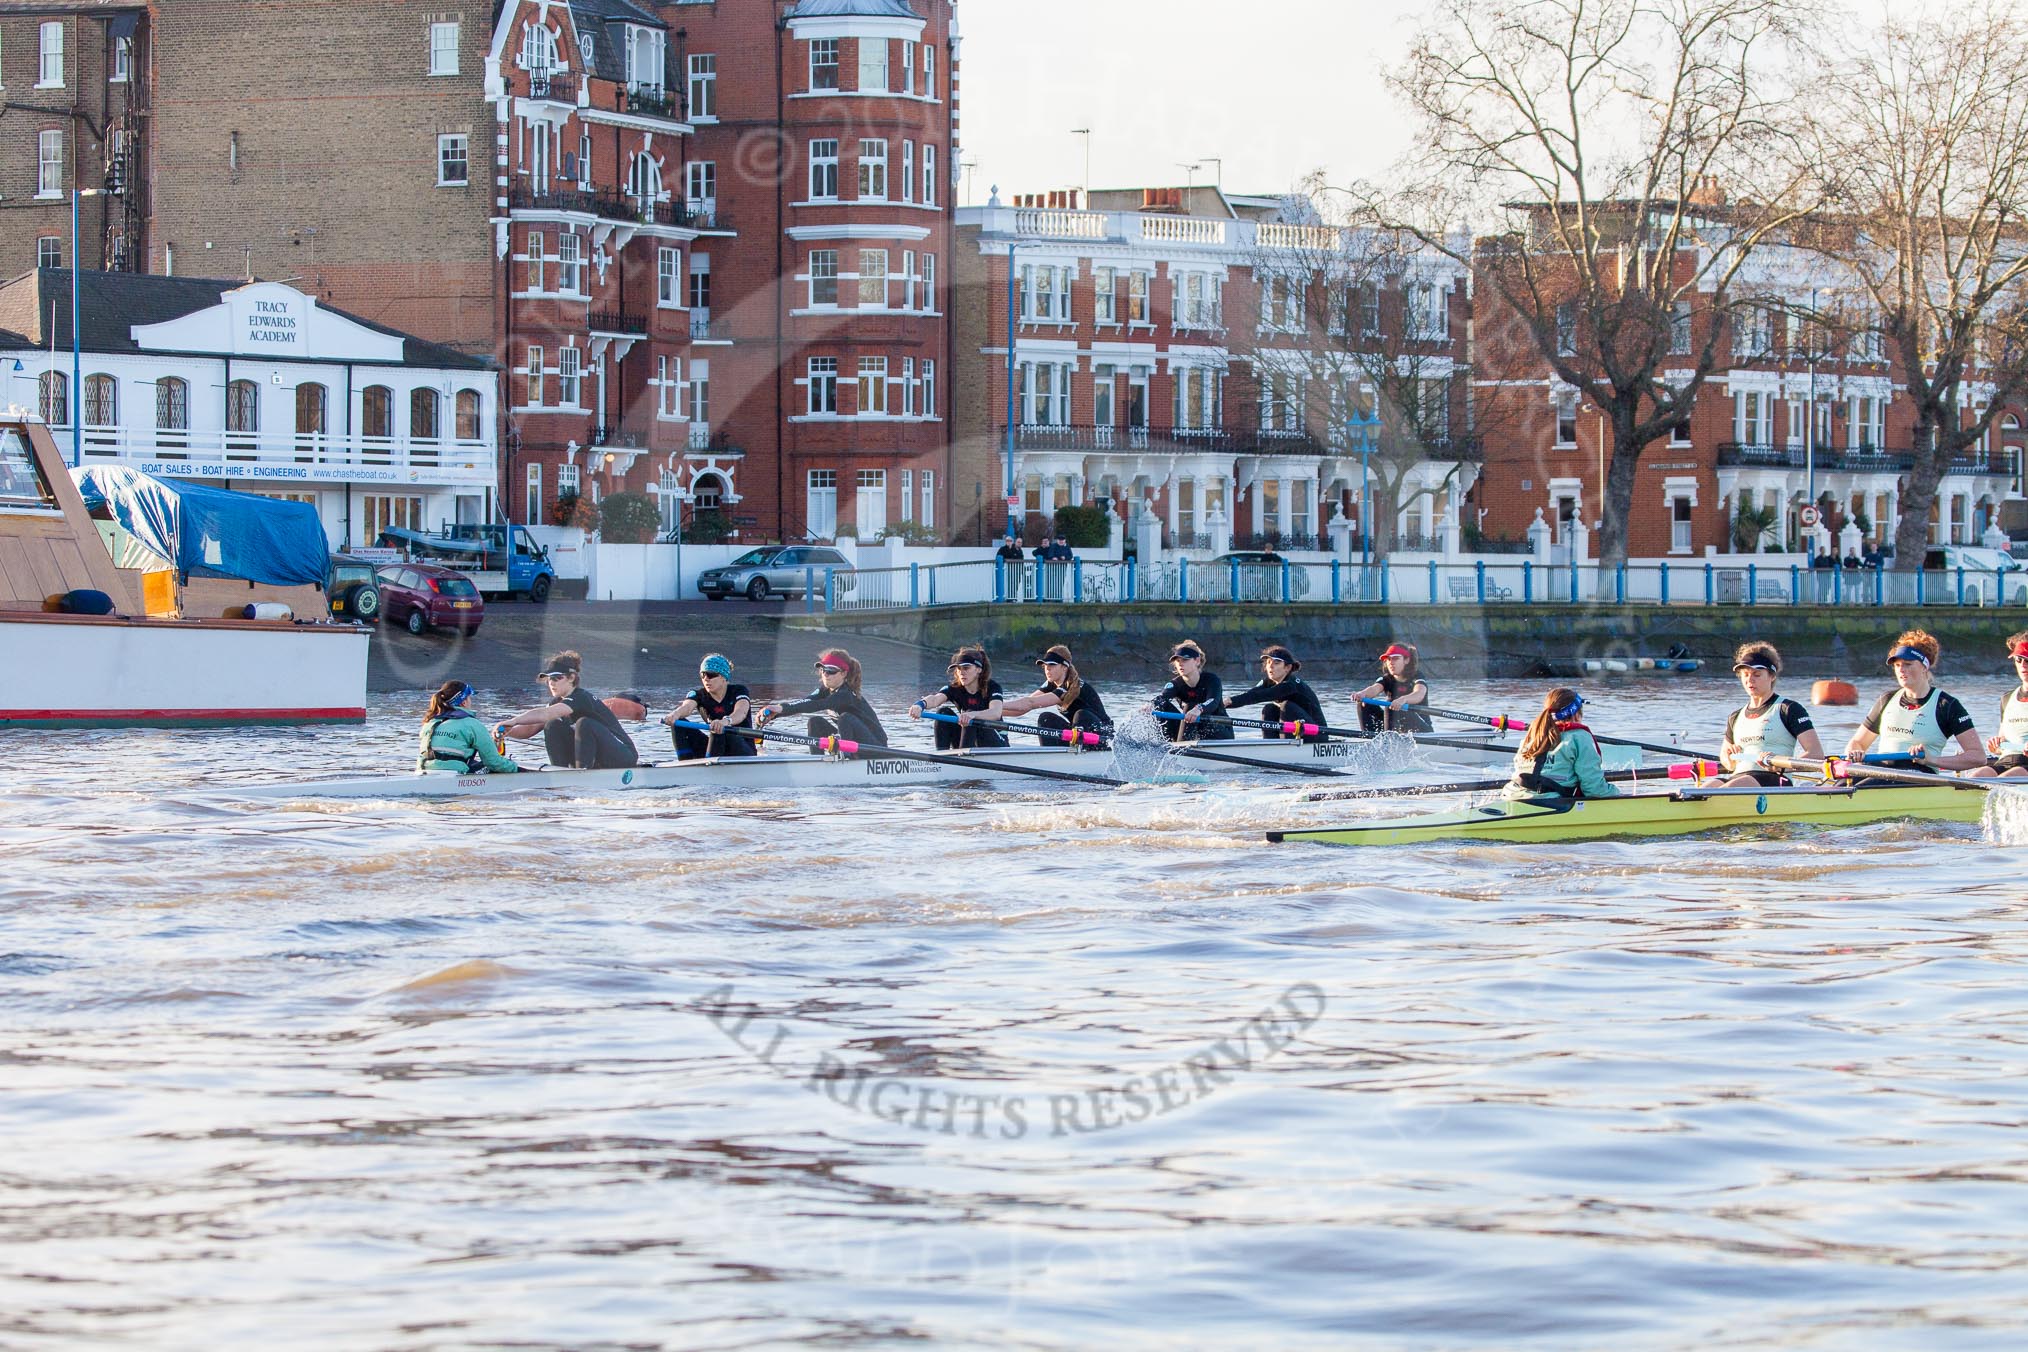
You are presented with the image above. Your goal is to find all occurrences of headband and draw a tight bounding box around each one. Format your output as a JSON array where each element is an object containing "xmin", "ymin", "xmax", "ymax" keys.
[
  {"xmin": 1886, "ymin": 645, "xmax": 1933, "ymax": 667},
  {"xmin": 1553, "ymin": 694, "xmax": 1585, "ymax": 721}
]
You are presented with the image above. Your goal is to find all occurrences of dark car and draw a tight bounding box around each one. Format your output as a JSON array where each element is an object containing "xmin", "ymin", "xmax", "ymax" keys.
[
  {"xmin": 1209, "ymin": 550, "xmax": 1311, "ymax": 601},
  {"xmin": 696, "ymin": 545, "xmax": 857, "ymax": 601},
  {"xmin": 327, "ymin": 553, "xmax": 382, "ymax": 622},
  {"xmin": 375, "ymin": 563, "xmax": 485, "ymax": 635}
]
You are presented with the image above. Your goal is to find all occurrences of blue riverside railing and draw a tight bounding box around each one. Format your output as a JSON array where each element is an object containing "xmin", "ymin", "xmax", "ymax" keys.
[{"xmin": 800, "ymin": 557, "xmax": 2023, "ymax": 612}]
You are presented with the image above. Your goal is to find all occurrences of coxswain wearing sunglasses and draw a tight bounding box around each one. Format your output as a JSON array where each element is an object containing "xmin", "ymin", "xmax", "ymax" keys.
[
  {"xmin": 495, "ymin": 650, "xmax": 640, "ymax": 770},
  {"xmin": 1502, "ymin": 688, "xmax": 1619, "ymax": 800},
  {"xmin": 1717, "ymin": 642, "xmax": 1824, "ymax": 787},
  {"xmin": 755, "ymin": 648, "xmax": 888, "ymax": 749},
  {"xmin": 909, "ymin": 646, "xmax": 1006, "ymax": 749},
  {"xmin": 999, "ymin": 644, "xmax": 1112, "ymax": 747},
  {"xmin": 417, "ymin": 679, "xmax": 523, "ymax": 775},
  {"xmin": 1151, "ymin": 640, "xmax": 1233, "ymax": 742},
  {"xmin": 1844, "ymin": 629, "xmax": 1984, "ymax": 772},
  {"xmin": 663, "ymin": 653, "xmax": 756, "ymax": 760},
  {"xmin": 1968, "ymin": 631, "xmax": 2028, "ymax": 778},
  {"xmin": 1225, "ymin": 645, "xmax": 1327, "ymax": 742}
]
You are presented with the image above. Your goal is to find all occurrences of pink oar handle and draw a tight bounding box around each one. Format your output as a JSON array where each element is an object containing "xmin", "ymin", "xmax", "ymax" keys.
[{"xmin": 1667, "ymin": 759, "xmax": 1726, "ymax": 779}]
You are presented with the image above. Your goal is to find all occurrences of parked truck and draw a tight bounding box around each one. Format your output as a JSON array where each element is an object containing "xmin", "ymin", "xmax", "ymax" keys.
[{"xmin": 376, "ymin": 523, "xmax": 557, "ymax": 602}]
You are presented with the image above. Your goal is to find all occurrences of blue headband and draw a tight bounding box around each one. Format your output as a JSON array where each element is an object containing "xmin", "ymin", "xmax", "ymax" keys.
[
  {"xmin": 700, "ymin": 653, "xmax": 734, "ymax": 678},
  {"xmin": 1886, "ymin": 646, "xmax": 1932, "ymax": 667},
  {"xmin": 450, "ymin": 683, "xmax": 473, "ymax": 707},
  {"xmin": 1554, "ymin": 694, "xmax": 1584, "ymax": 720}
]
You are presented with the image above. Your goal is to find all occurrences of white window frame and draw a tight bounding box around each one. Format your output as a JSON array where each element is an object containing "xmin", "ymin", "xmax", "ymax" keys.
[
  {"xmin": 920, "ymin": 468, "xmax": 935, "ymax": 527},
  {"xmin": 430, "ymin": 21, "xmax": 460, "ymax": 76},
  {"xmin": 39, "ymin": 21, "xmax": 64, "ymax": 89},
  {"xmin": 809, "ymin": 249, "xmax": 839, "ymax": 307},
  {"xmin": 810, "ymin": 38, "xmax": 840, "ymax": 91},
  {"xmin": 856, "ymin": 468, "xmax": 887, "ymax": 536},
  {"xmin": 525, "ymin": 345, "xmax": 545, "ymax": 407},
  {"xmin": 858, "ymin": 37, "xmax": 888, "ymax": 93},
  {"xmin": 809, "ymin": 139, "xmax": 839, "ymax": 200},
  {"xmin": 558, "ymin": 345, "xmax": 582, "ymax": 408},
  {"xmin": 1555, "ymin": 389, "xmax": 1578, "ymax": 446},
  {"xmin": 526, "ymin": 463, "xmax": 543, "ymax": 523},
  {"xmin": 902, "ymin": 41, "xmax": 916, "ymax": 95},
  {"xmin": 688, "ymin": 53, "xmax": 717, "ymax": 120},
  {"xmin": 558, "ymin": 462, "xmax": 581, "ymax": 498},
  {"xmin": 691, "ymin": 359, "xmax": 710, "ymax": 425},
  {"xmin": 902, "ymin": 357, "xmax": 916, "ymax": 417},
  {"xmin": 900, "ymin": 468, "xmax": 915, "ymax": 522},
  {"xmin": 658, "ymin": 247, "xmax": 682, "ymax": 307},
  {"xmin": 689, "ymin": 253, "xmax": 711, "ymax": 312},
  {"xmin": 923, "ymin": 360, "xmax": 936, "ymax": 419},
  {"xmin": 1095, "ymin": 266, "xmax": 1117, "ymax": 324},
  {"xmin": 37, "ymin": 129, "xmax": 63, "ymax": 198},
  {"xmin": 685, "ymin": 160, "xmax": 716, "ymax": 217},
  {"xmin": 923, "ymin": 144, "xmax": 937, "ymax": 206},
  {"xmin": 526, "ymin": 230, "xmax": 546, "ymax": 291},
  {"xmin": 111, "ymin": 33, "xmax": 131, "ymax": 83},
  {"xmin": 858, "ymin": 357, "xmax": 889, "ymax": 415},
  {"xmin": 902, "ymin": 250, "xmax": 916, "ymax": 310},
  {"xmin": 807, "ymin": 469, "xmax": 838, "ymax": 537},
  {"xmin": 924, "ymin": 44, "xmax": 935, "ymax": 96},
  {"xmin": 437, "ymin": 134, "xmax": 469, "ymax": 187},
  {"xmin": 37, "ymin": 237, "xmax": 62, "ymax": 269},
  {"xmin": 923, "ymin": 253, "xmax": 936, "ymax": 313},
  {"xmin": 808, "ymin": 357, "xmax": 839, "ymax": 415},
  {"xmin": 557, "ymin": 232, "xmax": 583, "ymax": 293},
  {"xmin": 857, "ymin": 138, "xmax": 887, "ymax": 200},
  {"xmin": 902, "ymin": 139, "xmax": 915, "ymax": 201},
  {"xmin": 858, "ymin": 249, "xmax": 888, "ymax": 308}
]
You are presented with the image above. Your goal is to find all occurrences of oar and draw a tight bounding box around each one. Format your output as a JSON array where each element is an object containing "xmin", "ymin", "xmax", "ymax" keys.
[
  {"xmin": 1138, "ymin": 710, "xmax": 1360, "ymax": 777},
  {"xmin": 916, "ymin": 709, "xmax": 1106, "ymax": 747},
  {"xmin": 1185, "ymin": 710, "xmax": 1525, "ymax": 754},
  {"xmin": 1303, "ymin": 765, "xmax": 1668, "ymax": 803},
  {"xmin": 680, "ymin": 720, "xmax": 1123, "ymax": 787},
  {"xmin": 1765, "ymin": 754, "xmax": 2023, "ymax": 792},
  {"xmin": 1376, "ymin": 699, "xmax": 1720, "ymax": 762}
]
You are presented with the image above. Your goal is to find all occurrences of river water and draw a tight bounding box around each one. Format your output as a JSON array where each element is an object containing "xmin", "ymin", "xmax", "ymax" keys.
[{"xmin": 4, "ymin": 675, "xmax": 2027, "ymax": 1349}]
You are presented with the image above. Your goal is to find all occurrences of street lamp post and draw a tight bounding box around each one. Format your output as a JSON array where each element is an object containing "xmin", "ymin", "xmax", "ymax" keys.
[
  {"xmin": 1346, "ymin": 394, "xmax": 1382, "ymax": 583},
  {"xmin": 1001, "ymin": 222, "xmax": 1036, "ymax": 543},
  {"xmin": 68, "ymin": 187, "xmax": 104, "ymax": 469}
]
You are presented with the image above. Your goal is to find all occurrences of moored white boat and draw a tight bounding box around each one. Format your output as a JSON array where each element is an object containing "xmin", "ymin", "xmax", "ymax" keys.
[{"xmin": 0, "ymin": 417, "xmax": 367, "ymax": 728}]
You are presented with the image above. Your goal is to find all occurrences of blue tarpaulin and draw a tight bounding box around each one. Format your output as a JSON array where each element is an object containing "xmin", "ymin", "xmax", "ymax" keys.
[{"xmin": 72, "ymin": 465, "xmax": 330, "ymax": 586}]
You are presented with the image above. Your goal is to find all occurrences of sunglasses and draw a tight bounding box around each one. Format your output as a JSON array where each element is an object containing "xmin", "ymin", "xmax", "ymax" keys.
[
  {"xmin": 814, "ymin": 663, "xmax": 846, "ymax": 674},
  {"xmin": 1170, "ymin": 650, "xmax": 1204, "ymax": 662},
  {"xmin": 699, "ymin": 670, "xmax": 726, "ymax": 679},
  {"xmin": 2011, "ymin": 653, "xmax": 2028, "ymax": 662},
  {"xmin": 948, "ymin": 660, "xmax": 981, "ymax": 672}
]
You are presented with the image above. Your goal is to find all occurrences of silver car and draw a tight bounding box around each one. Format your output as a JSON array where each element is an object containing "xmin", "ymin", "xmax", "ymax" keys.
[{"xmin": 697, "ymin": 545, "xmax": 857, "ymax": 601}]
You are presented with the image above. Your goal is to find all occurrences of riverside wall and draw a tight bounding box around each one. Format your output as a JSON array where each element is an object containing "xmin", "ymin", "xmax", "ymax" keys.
[{"xmin": 365, "ymin": 600, "xmax": 2028, "ymax": 693}]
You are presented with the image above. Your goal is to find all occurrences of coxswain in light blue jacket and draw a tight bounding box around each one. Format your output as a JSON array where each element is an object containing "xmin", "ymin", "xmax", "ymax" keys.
[
  {"xmin": 1503, "ymin": 689, "xmax": 1620, "ymax": 799},
  {"xmin": 417, "ymin": 680, "xmax": 523, "ymax": 774}
]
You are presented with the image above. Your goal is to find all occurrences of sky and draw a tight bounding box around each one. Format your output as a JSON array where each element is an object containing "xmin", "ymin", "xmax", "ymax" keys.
[{"xmin": 954, "ymin": 0, "xmax": 1422, "ymax": 208}]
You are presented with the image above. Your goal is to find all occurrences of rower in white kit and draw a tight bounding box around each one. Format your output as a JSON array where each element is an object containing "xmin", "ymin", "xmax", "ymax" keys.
[{"xmin": 1716, "ymin": 642, "xmax": 1825, "ymax": 787}]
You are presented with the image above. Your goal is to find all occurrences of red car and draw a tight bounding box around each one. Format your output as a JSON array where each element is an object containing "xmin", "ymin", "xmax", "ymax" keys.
[{"xmin": 375, "ymin": 563, "xmax": 485, "ymax": 636}]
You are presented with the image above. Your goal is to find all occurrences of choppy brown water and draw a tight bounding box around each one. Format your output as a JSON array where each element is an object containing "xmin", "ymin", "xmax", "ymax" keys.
[{"xmin": 4, "ymin": 676, "xmax": 2027, "ymax": 1349}]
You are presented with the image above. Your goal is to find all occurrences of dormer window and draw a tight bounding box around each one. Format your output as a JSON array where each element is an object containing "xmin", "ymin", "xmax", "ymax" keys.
[
  {"xmin": 579, "ymin": 30, "xmax": 595, "ymax": 68},
  {"xmin": 624, "ymin": 26, "xmax": 664, "ymax": 92}
]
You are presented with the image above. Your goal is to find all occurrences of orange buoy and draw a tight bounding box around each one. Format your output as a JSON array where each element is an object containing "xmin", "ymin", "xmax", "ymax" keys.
[
  {"xmin": 1812, "ymin": 679, "xmax": 1858, "ymax": 706},
  {"xmin": 605, "ymin": 694, "xmax": 648, "ymax": 721}
]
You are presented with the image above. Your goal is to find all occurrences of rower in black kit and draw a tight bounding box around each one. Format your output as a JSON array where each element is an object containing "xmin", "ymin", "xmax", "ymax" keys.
[
  {"xmin": 1225, "ymin": 644, "xmax": 1327, "ymax": 741},
  {"xmin": 1154, "ymin": 640, "xmax": 1233, "ymax": 741}
]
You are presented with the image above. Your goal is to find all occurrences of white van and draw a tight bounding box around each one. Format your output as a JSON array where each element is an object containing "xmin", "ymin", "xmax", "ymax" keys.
[{"xmin": 1922, "ymin": 544, "xmax": 2027, "ymax": 606}]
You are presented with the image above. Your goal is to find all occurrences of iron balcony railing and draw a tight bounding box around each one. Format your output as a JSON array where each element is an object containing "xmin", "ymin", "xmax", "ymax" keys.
[
  {"xmin": 527, "ymin": 71, "xmax": 577, "ymax": 103},
  {"xmin": 590, "ymin": 309, "xmax": 647, "ymax": 335},
  {"xmin": 624, "ymin": 85, "xmax": 685, "ymax": 122},
  {"xmin": 1233, "ymin": 530, "xmax": 1321, "ymax": 552},
  {"xmin": 1719, "ymin": 441, "xmax": 2016, "ymax": 477},
  {"xmin": 507, "ymin": 184, "xmax": 694, "ymax": 229}
]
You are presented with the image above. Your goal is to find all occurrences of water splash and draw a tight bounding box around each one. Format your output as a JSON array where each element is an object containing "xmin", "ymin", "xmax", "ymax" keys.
[
  {"xmin": 1109, "ymin": 708, "xmax": 1186, "ymax": 782},
  {"xmin": 1980, "ymin": 783, "xmax": 2028, "ymax": 844}
]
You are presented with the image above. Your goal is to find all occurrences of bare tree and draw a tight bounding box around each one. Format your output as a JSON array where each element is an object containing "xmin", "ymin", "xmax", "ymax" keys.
[
  {"xmin": 1381, "ymin": 0, "xmax": 1819, "ymax": 583},
  {"xmin": 1800, "ymin": 1, "xmax": 2028, "ymax": 576},
  {"xmin": 1233, "ymin": 208, "xmax": 1500, "ymax": 557}
]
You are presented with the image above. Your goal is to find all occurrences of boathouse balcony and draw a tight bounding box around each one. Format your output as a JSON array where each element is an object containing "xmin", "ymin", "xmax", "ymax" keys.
[{"xmin": 57, "ymin": 425, "xmax": 497, "ymax": 488}]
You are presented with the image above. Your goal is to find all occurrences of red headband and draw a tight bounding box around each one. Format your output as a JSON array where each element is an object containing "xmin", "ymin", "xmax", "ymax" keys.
[
  {"xmin": 816, "ymin": 650, "xmax": 851, "ymax": 669},
  {"xmin": 2011, "ymin": 642, "xmax": 2028, "ymax": 659}
]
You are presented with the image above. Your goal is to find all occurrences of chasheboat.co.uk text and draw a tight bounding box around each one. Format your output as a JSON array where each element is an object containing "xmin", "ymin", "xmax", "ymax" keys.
[{"xmin": 702, "ymin": 981, "xmax": 1327, "ymax": 1140}]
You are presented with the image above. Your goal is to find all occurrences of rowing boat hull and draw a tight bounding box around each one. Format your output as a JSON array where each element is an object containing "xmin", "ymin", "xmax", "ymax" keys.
[
  {"xmin": 207, "ymin": 729, "xmax": 1563, "ymax": 800},
  {"xmin": 1268, "ymin": 784, "xmax": 1989, "ymax": 845}
]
